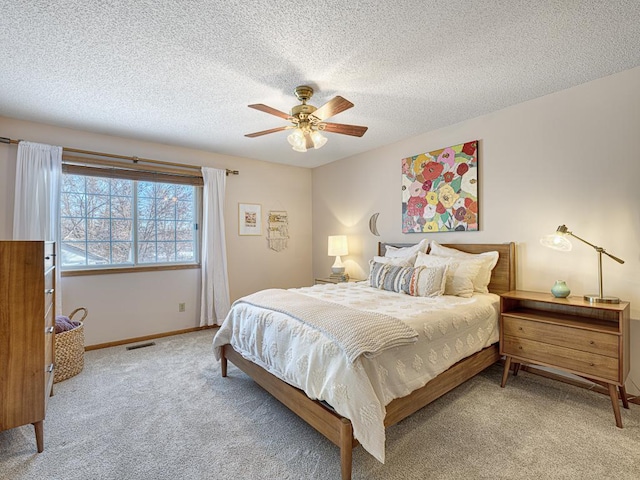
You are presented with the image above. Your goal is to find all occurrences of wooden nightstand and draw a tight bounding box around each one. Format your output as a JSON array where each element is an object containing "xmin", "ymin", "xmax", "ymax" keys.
[{"xmin": 499, "ymin": 290, "xmax": 630, "ymax": 428}]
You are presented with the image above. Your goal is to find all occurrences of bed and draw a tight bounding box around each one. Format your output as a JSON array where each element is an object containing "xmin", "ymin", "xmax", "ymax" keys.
[{"xmin": 213, "ymin": 242, "xmax": 516, "ymax": 479}]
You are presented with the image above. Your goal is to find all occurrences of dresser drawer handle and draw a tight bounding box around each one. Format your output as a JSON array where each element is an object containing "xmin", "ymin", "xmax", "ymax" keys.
[
  {"xmin": 45, "ymin": 326, "xmax": 54, "ymax": 334},
  {"xmin": 518, "ymin": 327, "xmax": 523, "ymax": 331},
  {"xmin": 46, "ymin": 364, "xmax": 55, "ymax": 373},
  {"xmin": 518, "ymin": 346, "xmax": 523, "ymax": 350},
  {"xmin": 45, "ymin": 289, "xmax": 54, "ymax": 295},
  {"xmin": 589, "ymin": 362, "xmax": 595, "ymax": 367},
  {"xmin": 589, "ymin": 341, "xmax": 595, "ymax": 345}
]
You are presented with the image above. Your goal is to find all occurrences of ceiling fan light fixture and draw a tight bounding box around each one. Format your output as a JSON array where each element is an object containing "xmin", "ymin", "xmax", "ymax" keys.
[
  {"xmin": 310, "ymin": 130, "xmax": 328, "ymax": 149},
  {"xmin": 292, "ymin": 143, "xmax": 307, "ymax": 152},
  {"xmin": 287, "ymin": 128, "xmax": 305, "ymax": 147}
]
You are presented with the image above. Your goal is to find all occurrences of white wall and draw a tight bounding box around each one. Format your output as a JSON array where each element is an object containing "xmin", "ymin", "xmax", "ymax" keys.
[
  {"xmin": 0, "ymin": 117, "xmax": 313, "ymax": 346},
  {"xmin": 312, "ymin": 66, "xmax": 640, "ymax": 394}
]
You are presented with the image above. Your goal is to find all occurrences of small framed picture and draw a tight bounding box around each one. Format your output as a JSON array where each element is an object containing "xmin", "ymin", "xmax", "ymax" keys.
[{"xmin": 238, "ymin": 203, "xmax": 262, "ymax": 236}]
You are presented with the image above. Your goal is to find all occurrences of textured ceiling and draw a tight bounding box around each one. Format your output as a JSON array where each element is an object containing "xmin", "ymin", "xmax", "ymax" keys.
[{"xmin": 1, "ymin": 1, "xmax": 640, "ymax": 168}]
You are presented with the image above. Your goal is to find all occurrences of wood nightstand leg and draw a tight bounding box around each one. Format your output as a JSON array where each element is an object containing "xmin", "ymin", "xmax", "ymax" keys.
[
  {"xmin": 501, "ymin": 356, "xmax": 512, "ymax": 388},
  {"xmin": 607, "ymin": 384, "xmax": 623, "ymax": 428},
  {"xmin": 619, "ymin": 385, "xmax": 630, "ymax": 410},
  {"xmin": 513, "ymin": 363, "xmax": 521, "ymax": 376}
]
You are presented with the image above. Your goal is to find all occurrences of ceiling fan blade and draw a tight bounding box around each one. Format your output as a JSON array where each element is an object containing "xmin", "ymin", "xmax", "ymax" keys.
[
  {"xmin": 311, "ymin": 96, "xmax": 354, "ymax": 121},
  {"xmin": 248, "ymin": 104, "xmax": 290, "ymax": 120},
  {"xmin": 245, "ymin": 126, "xmax": 289, "ymax": 138},
  {"xmin": 322, "ymin": 122, "xmax": 368, "ymax": 137}
]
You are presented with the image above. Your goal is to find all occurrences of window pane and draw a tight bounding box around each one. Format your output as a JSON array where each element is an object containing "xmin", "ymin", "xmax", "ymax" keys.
[
  {"xmin": 155, "ymin": 183, "xmax": 173, "ymax": 201},
  {"xmin": 175, "ymin": 185, "xmax": 193, "ymax": 201},
  {"xmin": 62, "ymin": 241, "xmax": 87, "ymax": 266},
  {"xmin": 156, "ymin": 197, "xmax": 176, "ymax": 220},
  {"xmin": 62, "ymin": 175, "xmax": 85, "ymax": 193},
  {"xmin": 86, "ymin": 177, "xmax": 110, "ymax": 195},
  {"xmin": 111, "ymin": 219, "xmax": 132, "ymax": 241},
  {"xmin": 176, "ymin": 200, "xmax": 193, "ymax": 221},
  {"xmin": 138, "ymin": 242, "xmax": 157, "ymax": 263},
  {"xmin": 111, "ymin": 179, "xmax": 132, "ymax": 196},
  {"xmin": 138, "ymin": 220, "xmax": 156, "ymax": 242},
  {"xmin": 87, "ymin": 194, "xmax": 109, "ymax": 218},
  {"xmin": 176, "ymin": 221, "xmax": 193, "ymax": 241},
  {"xmin": 176, "ymin": 241, "xmax": 195, "ymax": 262},
  {"xmin": 157, "ymin": 242, "xmax": 176, "ymax": 262},
  {"xmin": 61, "ymin": 217, "xmax": 86, "ymax": 241},
  {"xmin": 138, "ymin": 197, "xmax": 155, "ymax": 220},
  {"xmin": 87, "ymin": 218, "xmax": 110, "ymax": 241},
  {"xmin": 87, "ymin": 242, "xmax": 110, "ymax": 265},
  {"xmin": 61, "ymin": 192, "xmax": 87, "ymax": 217},
  {"xmin": 111, "ymin": 195, "xmax": 132, "ymax": 219},
  {"xmin": 157, "ymin": 220, "xmax": 175, "ymax": 241},
  {"xmin": 138, "ymin": 181, "xmax": 155, "ymax": 198},
  {"xmin": 112, "ymin": 242, "xmax": 133, "ymax": 264}
]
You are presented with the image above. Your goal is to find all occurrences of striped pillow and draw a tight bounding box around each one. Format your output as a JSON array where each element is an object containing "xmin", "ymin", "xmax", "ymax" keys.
[{"xmin": 368, "ymin": 260, "xmax": 447, "ymax": 297}]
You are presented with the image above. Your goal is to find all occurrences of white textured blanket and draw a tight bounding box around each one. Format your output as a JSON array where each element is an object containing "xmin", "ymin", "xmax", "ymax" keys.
[{"xmin": 235, "ymin": 288, "xmax": 418, "ymax": 363}]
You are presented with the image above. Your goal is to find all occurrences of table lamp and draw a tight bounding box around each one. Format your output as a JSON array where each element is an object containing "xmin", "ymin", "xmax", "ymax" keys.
[
  {"xmin": 327, "ymin": 235, "xmax": 349, "ymax": 278},
  {"xmin": 540, "ymin": 224, "xmax": 624, "ymax": 304}
]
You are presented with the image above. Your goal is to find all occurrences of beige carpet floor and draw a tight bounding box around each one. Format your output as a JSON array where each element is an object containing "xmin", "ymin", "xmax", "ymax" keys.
[{"xmin": 1, "ymin": 330, "xmax": 639, "ymax": 479}]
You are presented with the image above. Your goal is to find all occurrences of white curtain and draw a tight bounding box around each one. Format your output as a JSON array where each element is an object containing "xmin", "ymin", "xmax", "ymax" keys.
[
  {"xmin": 13, "ymin": 141, "xmax": 63, "ymax": 315},
  {"xmin": 200, "ymin": 167, "xmax": 231, "ymax": 326}
]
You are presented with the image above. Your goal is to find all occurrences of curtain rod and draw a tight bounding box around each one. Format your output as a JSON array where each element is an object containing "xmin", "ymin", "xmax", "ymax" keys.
[{"xmin": 0, "ymin": 136, "xmax": 239, "ymax": 176}]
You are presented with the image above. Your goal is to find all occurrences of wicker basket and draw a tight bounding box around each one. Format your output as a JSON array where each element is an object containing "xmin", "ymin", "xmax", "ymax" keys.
[{"xmin": 54, "ymin": 307, "xmax": 88, "ymax": 383}]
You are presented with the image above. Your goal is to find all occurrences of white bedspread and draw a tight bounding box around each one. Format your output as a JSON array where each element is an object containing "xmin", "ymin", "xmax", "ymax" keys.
[{"xmin": 212, "ymin": 282, "xmax": 499, "ymax": 463}]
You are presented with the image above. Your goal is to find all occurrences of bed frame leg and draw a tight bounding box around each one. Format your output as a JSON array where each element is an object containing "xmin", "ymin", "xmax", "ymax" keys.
[
  {"xmin": 339, "ymin": 418, "xmax": 353, "ymax": 480},
  {"xmin": 221, "ymin": 347, "xmax": 228, "ymax": 378}
]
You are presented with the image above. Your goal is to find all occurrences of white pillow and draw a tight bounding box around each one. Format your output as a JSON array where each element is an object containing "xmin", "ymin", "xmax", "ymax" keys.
[
  {"xmin": 373, "ymin": 255, "xmax": 413, "ymax": 267},
  {"xmin": 428, "ymin": 240, "xmax": 499, "ymax": 293},
  {"xmin": 383, "ymin": 238, "xmax": 429, "ymax": 264},
  {"xmin": 415, "ymin": 251, "xmax": 483, "ymax": 298}
]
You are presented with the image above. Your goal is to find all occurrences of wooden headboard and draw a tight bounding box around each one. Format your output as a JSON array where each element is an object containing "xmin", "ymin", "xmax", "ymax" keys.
[{"xmin": 379, "ymin": 242, "xmax": 516, "ymax": 295}]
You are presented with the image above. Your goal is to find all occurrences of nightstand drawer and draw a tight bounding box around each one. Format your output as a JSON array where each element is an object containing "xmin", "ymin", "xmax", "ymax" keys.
[
  {"xmin": 502, "ymin": 335, "xmax": 619, "ymax": 382},
  {"xmin": 502, "ymin": 315, "xmax": 618, "ymax": 358}
]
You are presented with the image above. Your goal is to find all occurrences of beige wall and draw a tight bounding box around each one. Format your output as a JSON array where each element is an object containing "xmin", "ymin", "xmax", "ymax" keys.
[
  {"xmin": 0, "ymin": 117, "xmax": 313, "ymax": 345},
  {"xmin": 312, "ymin": 66, "xmax": 640, "ymax": 394}
]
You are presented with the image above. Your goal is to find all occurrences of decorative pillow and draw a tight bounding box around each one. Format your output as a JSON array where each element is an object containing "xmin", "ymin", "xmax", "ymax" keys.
[
  {"xmin": 414, "ymin": 252, "xmax": 483, "ymax": 298},
  {"xmin": 428, "ymin": 240, "xmax": 499, "ymax": 293},
  {"xmin": 368, "ymin": 260, "xmax": 447, "ymax": 297},
  {"xmin": 383, "ymin": 238, "xmax": 429, "ymax": 265}
]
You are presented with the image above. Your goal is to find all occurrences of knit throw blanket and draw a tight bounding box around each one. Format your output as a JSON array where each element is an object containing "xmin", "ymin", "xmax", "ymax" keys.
[{"xmin": 235, "ymin": 289, "xmax": 418, "ymax": 363}]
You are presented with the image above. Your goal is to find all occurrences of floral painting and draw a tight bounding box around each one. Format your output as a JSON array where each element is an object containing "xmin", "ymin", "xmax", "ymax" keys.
[{"xmin": 402, "ymin": 140, "xmax": 478, "ymax": 233}]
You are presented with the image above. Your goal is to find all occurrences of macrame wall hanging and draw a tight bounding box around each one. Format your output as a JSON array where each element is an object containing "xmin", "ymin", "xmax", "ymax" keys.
[{"xmin": 267, "ymin": 211, "xmax": 289, "ymax": 252}]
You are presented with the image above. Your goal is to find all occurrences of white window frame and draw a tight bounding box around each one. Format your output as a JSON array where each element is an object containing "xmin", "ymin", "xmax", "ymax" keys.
[{"xmin": 60, "ymin": 170, "xmax": 202, "ymax": 273}]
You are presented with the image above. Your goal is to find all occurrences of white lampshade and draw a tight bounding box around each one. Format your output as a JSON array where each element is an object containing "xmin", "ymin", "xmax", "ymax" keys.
[
  {"xmin": 310, "ymin": 130, "xmax": 328, "ymax": 149},
  {"xmin": 288, "ymin": 128, "xmax": 307, "ymax": 152},
  {"xmin": 328, "ymin": 235, "xmax": 348, "ymax": 256},
  {"xmin": 540, "ymin": 233, "xmax": 572, "ymax": 251}
]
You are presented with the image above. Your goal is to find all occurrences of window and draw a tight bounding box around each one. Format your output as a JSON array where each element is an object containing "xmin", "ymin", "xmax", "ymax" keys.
[{"xmin": 61, "ymin": 173, "xmax": 198, "ymax": 269}]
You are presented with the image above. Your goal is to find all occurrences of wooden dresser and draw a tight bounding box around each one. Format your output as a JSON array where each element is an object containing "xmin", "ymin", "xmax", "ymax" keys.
[
  {"xmin": 0, "ymin": 241, "xmax": 56, "ymax": 452},
  {"xmin": 499, "ymin": 290, "xmax": 630, "ymax": 428}
]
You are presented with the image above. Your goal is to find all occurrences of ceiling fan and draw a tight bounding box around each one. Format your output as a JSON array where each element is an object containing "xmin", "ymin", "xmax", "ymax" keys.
[{"xmin": 245, "ymin": 85, "xmax": 368, "ymax": 152}]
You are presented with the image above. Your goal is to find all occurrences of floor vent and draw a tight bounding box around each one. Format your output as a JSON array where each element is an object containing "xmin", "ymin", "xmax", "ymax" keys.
[{"xmin": 126, "ymin": 342, "xmax": 156, "ymax": 350}]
